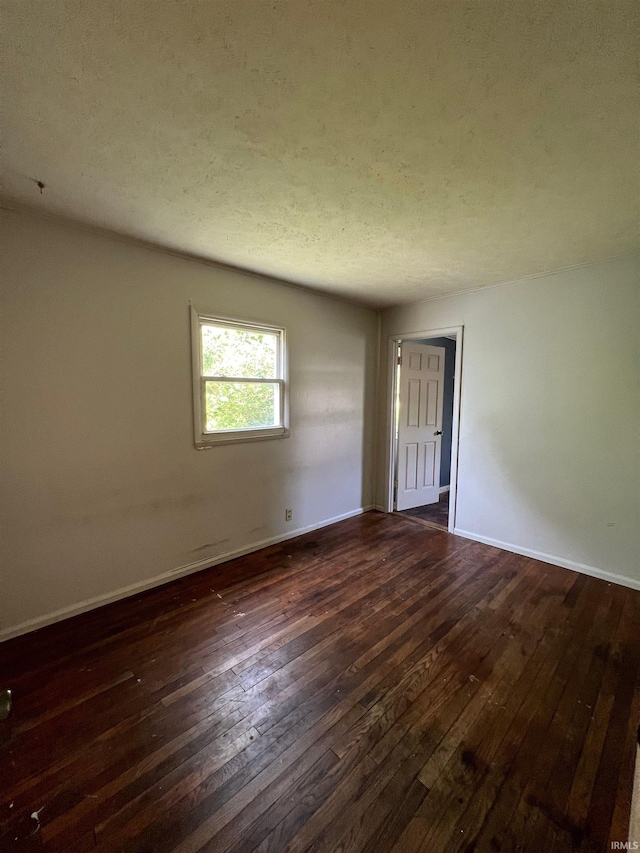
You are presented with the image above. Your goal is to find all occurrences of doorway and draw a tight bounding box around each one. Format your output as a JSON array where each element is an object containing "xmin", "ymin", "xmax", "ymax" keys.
[{"xmin": 384, "ymin": 326, "xmax": 463, "ymax": 533}]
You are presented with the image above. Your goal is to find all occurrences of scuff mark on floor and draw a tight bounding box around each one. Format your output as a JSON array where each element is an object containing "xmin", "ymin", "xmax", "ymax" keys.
[{"xmin": 30, "ymin": 806, "xmax": 44, "ymax": 834}]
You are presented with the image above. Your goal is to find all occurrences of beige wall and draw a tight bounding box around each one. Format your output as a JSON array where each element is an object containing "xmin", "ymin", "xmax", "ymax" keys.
[
  {"xmin": 2, "ymin": 210, "xmax": 638, "ymax": 640},
  {"xmin": 0, "ymin": 211, "xmax": 378, "ymax": 637},
  {"xmin": 377, "ymin": 256, "xmax": 640, "ymax": 587}
]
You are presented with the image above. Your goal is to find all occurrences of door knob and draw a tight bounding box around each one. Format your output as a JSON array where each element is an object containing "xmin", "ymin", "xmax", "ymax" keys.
[{"xmin": 435, "ymin": 430, "xmax": 443, "ymax": 435}]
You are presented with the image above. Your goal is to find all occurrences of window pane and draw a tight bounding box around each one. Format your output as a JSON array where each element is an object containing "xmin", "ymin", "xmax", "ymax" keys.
[
  {"xmin": 201, "ymin": 324, "xmax": 278, "ymax": 378},
  {"xmin": 205, "ymin": 381, "xmax": 280, "ymax": 431}
]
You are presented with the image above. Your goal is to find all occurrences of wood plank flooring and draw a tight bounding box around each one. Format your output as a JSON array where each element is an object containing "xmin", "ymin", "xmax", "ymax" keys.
[
  {"xmin": 399, "ymin": 492, "xmax": 450, "ymax": 530},
  {"xmin": 1, "ymin": 511, "xmax": 639, "ymax": 852}
]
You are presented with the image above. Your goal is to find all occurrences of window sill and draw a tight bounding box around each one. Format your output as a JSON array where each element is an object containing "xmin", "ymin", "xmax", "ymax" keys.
[{"xmin": 195, "ymin": 427, "xmax": 290, "ymax": 449}]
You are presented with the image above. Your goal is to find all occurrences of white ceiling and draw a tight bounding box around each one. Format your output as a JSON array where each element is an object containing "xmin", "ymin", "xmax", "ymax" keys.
[{"xmin": 3, "ymin": 1, "xmax": 639, "ymax": 307}]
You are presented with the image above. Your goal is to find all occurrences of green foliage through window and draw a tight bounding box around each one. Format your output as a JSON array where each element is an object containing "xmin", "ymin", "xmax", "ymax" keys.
[
  {"xmin": 200, "ymin": 323, "xmax": 283, "ymax": 432},
  {"xmin": 205, "ymin": 381, "xmax": 278, "ymax": 430},
  {"xmin": 202, "ymin": 325, "xmax": 277, "ymax": 378}
]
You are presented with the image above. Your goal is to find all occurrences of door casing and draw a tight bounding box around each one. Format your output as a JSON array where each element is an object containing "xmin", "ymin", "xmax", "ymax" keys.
[
  {"xmin": 384, "ymin": 325, "xmax": 464, "ymax": 533},
  {"xmin": 396, "ymin": 342, "xmax": 446, "ymax": 511}
]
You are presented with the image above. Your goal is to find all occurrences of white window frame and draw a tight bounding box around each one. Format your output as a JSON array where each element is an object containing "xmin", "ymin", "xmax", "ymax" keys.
[{"xmin": 191, "ymin": 307, "xmax": 289, "ymax": 448}]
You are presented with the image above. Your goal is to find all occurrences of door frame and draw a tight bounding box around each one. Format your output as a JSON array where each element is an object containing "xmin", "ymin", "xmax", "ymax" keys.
[{"xmin": 384, "ymin": 325, "xmax": 464, "ymax": 533}]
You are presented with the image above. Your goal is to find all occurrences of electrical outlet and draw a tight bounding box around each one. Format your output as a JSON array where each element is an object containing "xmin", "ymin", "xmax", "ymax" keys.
[{"xmin": 285, "ymin": 508, "xmax": 293, "ymax": 522}]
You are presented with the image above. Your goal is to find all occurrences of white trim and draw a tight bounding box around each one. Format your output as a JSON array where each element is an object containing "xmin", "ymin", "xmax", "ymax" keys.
[
  {"xmin": 452, "ymin": 528, "xmax": 640, "ymax": 592},
  {"xmin": 190, "ymin": 306, "xmax": 290, "ymax": 448},
  {"xmin": 439, "ymin": 485, "xmax": 450, "ymax": 495},
  {"xmin": 385, "ymin": 337, "xmax": 397, "ymax": 515},
  {"xmin": 629, "ymin": 747, "xmax": 640, "ymax": 846},
  {"xmin": 384, "ymin": 325, "xmax": 464, "ymax": 534},
  {"xmin": 0, "ymin": 506, "xmax": 374, "ymax": 643}
]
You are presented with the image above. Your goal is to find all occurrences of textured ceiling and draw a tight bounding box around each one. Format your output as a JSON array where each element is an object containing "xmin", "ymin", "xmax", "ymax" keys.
[{"xmin": 3, "ymin": 1, "xmax": 639, "ymax": 306}]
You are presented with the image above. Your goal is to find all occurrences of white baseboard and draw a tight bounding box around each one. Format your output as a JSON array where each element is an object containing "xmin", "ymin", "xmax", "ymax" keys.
[
  {"xmin": 373, "ymin": 504, "xmax": 388, "ymax": 512},
  {"xmin": 453, "ymin": 528, "xmax": 640, "ymax": 592},
  {"xmin": 630, "ymin": 747, "xmax": 640, "ymax": 846},
  {"xmin": 0, "ymin": 505, "xmax": 375, "ymax": 643},
  {"xmin": 439, "ymin": 486, "xmax": 450, "ymax": 495}
]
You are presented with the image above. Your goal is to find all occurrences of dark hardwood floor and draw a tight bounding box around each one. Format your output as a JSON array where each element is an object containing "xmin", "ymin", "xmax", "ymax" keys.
[
  {"xmin": 399, "ymin": 491, "xmax": 449, "ymax": 530},
  {"xmin": 1, "ymin": 511, "xmax": 639, "ymax": 853}
]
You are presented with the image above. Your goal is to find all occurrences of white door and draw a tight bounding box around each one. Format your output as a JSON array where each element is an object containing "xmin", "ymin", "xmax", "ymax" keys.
[{"xmin": 396, "ymin": 342, "xmax": 445, "ymax": 511}]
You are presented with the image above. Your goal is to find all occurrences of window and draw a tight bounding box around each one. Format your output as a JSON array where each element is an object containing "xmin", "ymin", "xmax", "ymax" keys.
[{"xmin": 191, "ymin": 308, "xmax": 288, "ymax": 447}]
